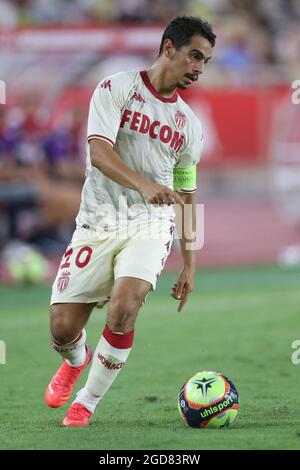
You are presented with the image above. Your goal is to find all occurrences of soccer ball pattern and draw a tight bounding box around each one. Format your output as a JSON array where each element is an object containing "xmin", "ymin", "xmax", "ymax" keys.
[{"xmin": 178, "ymin": 370, "xmax": 239, "ymax": 428}]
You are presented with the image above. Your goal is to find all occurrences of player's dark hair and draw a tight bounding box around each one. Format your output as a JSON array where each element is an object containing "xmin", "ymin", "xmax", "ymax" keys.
[{"xmin": 158, "ymin": 16, "xmax": 216, "ymax": 55}]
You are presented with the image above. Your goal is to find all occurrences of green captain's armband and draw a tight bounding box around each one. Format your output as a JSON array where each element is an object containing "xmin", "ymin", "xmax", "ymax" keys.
[{"xmin": 173, "ymin": 165, "xmax": 197, "ymax": 192}]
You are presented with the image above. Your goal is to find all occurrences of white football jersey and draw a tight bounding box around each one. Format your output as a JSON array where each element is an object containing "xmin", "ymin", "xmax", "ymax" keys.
[{"xmin": 76, "ymin": 70, "xmax": 203, "ymax": 230}]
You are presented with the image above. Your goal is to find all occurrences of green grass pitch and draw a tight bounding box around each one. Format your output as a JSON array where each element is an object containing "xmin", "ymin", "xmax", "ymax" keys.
[{"xmin": 1, "ymin": 265, "xmax": 300, "ymax": 450}]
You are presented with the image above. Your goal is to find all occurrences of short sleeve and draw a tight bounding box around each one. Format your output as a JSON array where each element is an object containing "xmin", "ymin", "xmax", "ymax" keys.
[
  {"xmin": 87, "ymin": 74, "xmax": 130, "ymax": 147},
  {"xmin": 173, "ymin": 119, "xmax": 203, "ymax": 193}
]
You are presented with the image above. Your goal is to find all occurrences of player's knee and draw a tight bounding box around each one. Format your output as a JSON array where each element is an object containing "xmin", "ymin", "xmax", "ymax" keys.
[
  {"xmin": 107, "ymin": 317, "xmax": 135, "ymax": 333},
  {"xmin": 110, "ymin": 295, "xmax": 143, "ymax": 317},
  {"xmin": 108, "ymin": 296, "xmax": 142, "ymax": 332},
  {"xmin": 51, "ymin": 323, "xmax": 76, "ymax": 345},
  {"xmin": 50, "ymin": 305, "xmax": 78, "ymax": 344}
]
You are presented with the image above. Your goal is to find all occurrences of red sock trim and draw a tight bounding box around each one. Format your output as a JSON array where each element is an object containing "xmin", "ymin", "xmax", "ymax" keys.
[
  {"xmin": 103, "ymin": 325, "xmax": 134, "ymax": 349},
  {"xmin": 51, "ymin": 331, "xmax": 83, "ymax": 346},
  {"xmin": 51, "ymin": 336, "xmax": 61, "ymax": 346},
  {"xmin": 69, "ymin": 331, "xmax": 83, "ymax": 345}
]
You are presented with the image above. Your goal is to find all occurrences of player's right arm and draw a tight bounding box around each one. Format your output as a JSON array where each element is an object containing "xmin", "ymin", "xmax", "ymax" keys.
[{"xmin": 89, "ymin": 139, "xmax": 183, "ymax": 206}]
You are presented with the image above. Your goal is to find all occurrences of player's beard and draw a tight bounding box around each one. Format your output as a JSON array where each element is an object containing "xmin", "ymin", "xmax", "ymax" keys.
[
  {"xmin": 177, "ymin": 74, "xmax": 197, "ymax": 90},
  {"xmin": 177, "ymin": 82, "xmax": 189, "ymax": 90}
]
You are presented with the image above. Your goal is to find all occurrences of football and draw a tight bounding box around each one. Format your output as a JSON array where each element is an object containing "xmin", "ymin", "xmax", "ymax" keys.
[{"xmin": 178, "ymin": 370, "xmax": 239, "ymax": 428}]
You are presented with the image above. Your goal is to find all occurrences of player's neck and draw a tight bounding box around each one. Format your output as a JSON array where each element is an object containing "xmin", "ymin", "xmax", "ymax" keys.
[{"xmin": 146, "ymin": 64, "xmax": 177, "ymax": 99}]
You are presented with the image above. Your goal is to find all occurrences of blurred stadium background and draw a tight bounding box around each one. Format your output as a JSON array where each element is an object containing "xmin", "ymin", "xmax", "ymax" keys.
[
  {"xmin": 0, "ymin": 0, "xmax": 300, "ymax": 282},
  {"xmin": 2, "ymin": 0, "xmax": 300, "ymax": 452}
]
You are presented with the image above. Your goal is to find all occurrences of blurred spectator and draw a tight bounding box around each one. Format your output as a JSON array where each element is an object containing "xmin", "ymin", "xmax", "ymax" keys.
[
  {"xmin": 0, "ymin": 0, "xmax": 18, "ymax": 28},
  {"xmin": 275, "ymin": 24, "xmax": 300, "ymax": 66},
  {"xmin": 1, "ymin": 0, "xmax": 299, "ymax": 68},
  {"xmin": 0, "ymin": 96, "xmax": 83, "ymax": 254},
  {"xmin": 44, "ymin": 106, "xmax": 85, "ymax": 184},
  {"xmin": 87, "ymin": 0, "xmax": 118, "ymax": 23},
  {"xmin": 116, "ymin": 0, "xmax": 147, "ymax": 23}
]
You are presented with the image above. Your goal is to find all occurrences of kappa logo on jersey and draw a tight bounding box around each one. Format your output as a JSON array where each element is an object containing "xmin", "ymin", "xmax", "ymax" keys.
[
  {"xmin": 57, "ymin": 271, "xmax": 70, "ymax": 292},
  {"xmin": 98, "ymin": 353, "xmax": 124, "ymax": 370},
  {"xmin": 131, "ymin": 92, "xmax": 145, "ymax": 103},
  {"xmin": 101, "ymin": 79, "xmax": 112, "ymax": 92},
  {"xmin": 120, "ymin": 109, "xmax": 184, "ymax": 152},
  {"xmin": 175, "ymin": 111, "xmax": 187, "ymax": 129}
]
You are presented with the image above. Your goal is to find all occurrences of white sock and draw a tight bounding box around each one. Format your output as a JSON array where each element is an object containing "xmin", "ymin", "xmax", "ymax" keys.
[
  {"xmin": 75, "ymin": 388, "xmax": 100, "ymax": 413},
  {"xmin": 75, "ymin": 324, "xmax": 134, "ymax": 413},
  {"xmin": 51, "ymin": 329, "xmax": 87, "ymax": 367}
]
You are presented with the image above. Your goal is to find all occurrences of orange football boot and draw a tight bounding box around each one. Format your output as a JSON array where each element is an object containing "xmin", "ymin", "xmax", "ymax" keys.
[
  {"xmin": 45, "ymin": 344, "xmax": 93, "ymax": 408},
  {"xmin": 62, "ymin": 403, "xmax": 92, "ymax": 427}
]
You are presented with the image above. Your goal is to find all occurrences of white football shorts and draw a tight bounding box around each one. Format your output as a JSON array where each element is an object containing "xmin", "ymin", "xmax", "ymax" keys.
[{"xmin": 50, "ymin": 220, "xmax": 175, "ymax": 307}]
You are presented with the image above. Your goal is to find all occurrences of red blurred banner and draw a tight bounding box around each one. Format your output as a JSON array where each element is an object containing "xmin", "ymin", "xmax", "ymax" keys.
[
  {"xmin": 182, "ymin": 86, "xmax": 290, "ymax": 167},
  {"xmin": 53, "ymin": 85, "xmax": 290, "ymax": 167},
  {"xmin": 0, "ymin": 26, "xmax": 164, "ymax": 53}
]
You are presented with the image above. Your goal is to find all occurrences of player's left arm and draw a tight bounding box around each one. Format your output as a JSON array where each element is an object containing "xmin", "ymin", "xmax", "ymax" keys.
[
  {"xmin": 171, "ymin": 116, "xmax": 203, "ymax": 312},
  {"xmin": 171, "ymin": 190, "xmax": 196, "ymax": 313}
]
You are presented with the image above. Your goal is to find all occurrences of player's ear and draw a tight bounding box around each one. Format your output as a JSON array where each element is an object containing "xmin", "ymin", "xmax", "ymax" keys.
[{"xmin": 163, "ymin": 39, "xmax": 176, "ymax": 59}]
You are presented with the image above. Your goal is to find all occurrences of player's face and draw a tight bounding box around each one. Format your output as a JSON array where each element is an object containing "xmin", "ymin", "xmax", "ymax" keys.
[{"xmin": 170, "ymin": 35, "xmax": 213, "ymax": 89}]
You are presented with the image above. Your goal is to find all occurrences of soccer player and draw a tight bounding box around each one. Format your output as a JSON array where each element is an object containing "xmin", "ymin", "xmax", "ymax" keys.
[{"xmin": 45, "ymin": 16, "xmax": 215, "ymax": 426}]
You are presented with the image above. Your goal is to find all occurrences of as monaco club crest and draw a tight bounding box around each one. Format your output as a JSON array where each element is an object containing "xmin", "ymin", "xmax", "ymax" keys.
[
  {"xmin": 57, "ymin": 271, "xmax": 70, "ymax": 292},
  {"xmin": 175, "ymin": 111, "xmax": 186, "ymax": 129}
]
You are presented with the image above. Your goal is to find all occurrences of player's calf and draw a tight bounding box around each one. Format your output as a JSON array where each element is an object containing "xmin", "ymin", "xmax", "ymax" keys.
[
  {"xmin": 63, "ymin": 324, "xmax": 135, "ymax": 422},
  {"xmin": 45, "ymin": 326, "xmax": 92, "ymax": 409},
  {"xmin": 51, "ymin": 329, "xmax": 87, "ymax": 366},
  {"xmin": 106, "ymin": 291, "xmax": 143, "ymax": 333}
]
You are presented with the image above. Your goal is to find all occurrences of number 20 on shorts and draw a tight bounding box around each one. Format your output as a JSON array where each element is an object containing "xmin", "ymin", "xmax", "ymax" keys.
[{"xmin": 60, "ymin": 246, "xmax": 93, "ymax": 269}]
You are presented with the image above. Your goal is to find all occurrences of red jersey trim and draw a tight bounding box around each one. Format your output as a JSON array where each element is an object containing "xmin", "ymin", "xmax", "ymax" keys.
[
  {"xmin": 87, "ymin": 134, "xmax": 114, "ymax": 146},
  {"xmin": 140, "ymin": 70, "xmax": 178, "ymax": 103}
]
